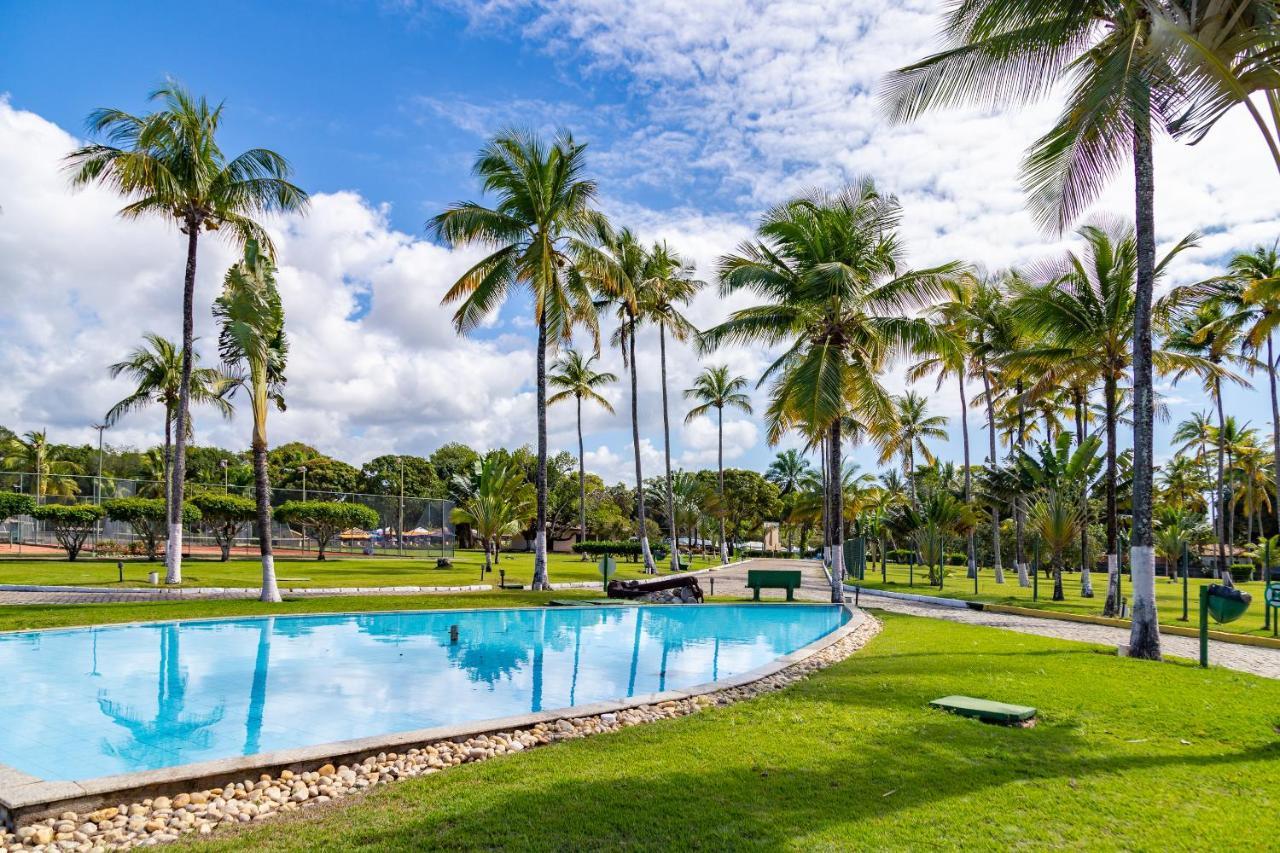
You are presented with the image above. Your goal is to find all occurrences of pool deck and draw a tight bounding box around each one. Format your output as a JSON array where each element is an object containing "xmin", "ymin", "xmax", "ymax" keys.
[{"xmin": 0, "ymin": 600, "xmax": 863, "ymax": 828}]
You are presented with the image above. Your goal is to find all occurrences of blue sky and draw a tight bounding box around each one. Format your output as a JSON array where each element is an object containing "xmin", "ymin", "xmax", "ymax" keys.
[{"xmin": 2, "ymin": 0, "xmax": 1278, "ymax": 484}]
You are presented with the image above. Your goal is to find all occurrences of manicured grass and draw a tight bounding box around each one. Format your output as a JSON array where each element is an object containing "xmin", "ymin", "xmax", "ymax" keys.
[
  {"xmin": 187, "ymin": 612, "xmax": 1280, "ymax": 851},
  {"xmin": 0, "ymin": 589, "xmax": 607, "ymax": 633},
  {"xmin": 852, "ymin": 562, "xmax": 1278, "ymax": 638},
  {"xmin": 0, "ymin": 550, "xmax": 719, "ymax": 590}
]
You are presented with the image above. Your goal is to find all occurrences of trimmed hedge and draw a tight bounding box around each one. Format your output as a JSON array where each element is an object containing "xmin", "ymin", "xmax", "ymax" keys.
[
  {"xmin": 31, "ymin": 504, "xmax": 105, "ymax": 561},
  {"xmin": 0, "ymin": 492, "xmax": 35, "ymax": 521},
  {"xmin": 885, "ymin": 549, "xmax": 968, "ymax": 567},
  {"xmin": 103, "ymin": 498, "xmax": 201, "ymax": 561},
  {"xmin": 275, "ymin": 500, "xmax": 379, "ymax": 560},
  {"xmin": 573, "ymin": 540, "xmax": 670, "ymax": 562}
]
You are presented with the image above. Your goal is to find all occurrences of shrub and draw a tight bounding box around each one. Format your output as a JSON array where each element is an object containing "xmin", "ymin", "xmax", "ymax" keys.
[
  {"xmin": 274, "ymin": 500, "xmax": 379, "ymax": 560},
  {"xmin": 103, "ymin": 498, "xmax": 201, "ymax": 561},
  {"xmin": 31, "ymin": 504, "xmax": 104, "ymax": 561},
  {"xmin": 189, "ymin": 492, "xmax": 257, "ymax": 561},
  {"xmin": 573, "ymin": 540, "xmax": 669, "ymax": 562},
  {"xmin": 0, "ymin": 492, "xmax": 35, "ymax": 521}
]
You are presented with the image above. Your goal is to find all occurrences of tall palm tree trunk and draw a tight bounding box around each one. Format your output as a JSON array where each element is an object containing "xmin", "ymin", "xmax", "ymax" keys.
[
  {"xmin": 717, "ymin": 406, "xmax": 728, "ymax": 564},
  {"xmin": 981, "ymin": 362, "xmax": 1004, "ymax": 583},
  {"xmin": 627, "ymin": 321, "xmax": 656, "ymax": 573},
  {"xmin": 1214, "ymin": 376, "xmax": 1227, "ymax": 579},
  {"xmin": 532, "ymin": 313, "xmax": 551, "ymax": 590},
  {"xmin": 829, "ymin": 419, "xmax": 845, "ymax": 603},
  {"xmin": 1015, "ymin": 384, "xmax": 1030, "ymax": 587},
  {"xmin": 658, "ymin": 326, "xmax": 679, "ymax": 572},
  {"xmin": 165, "ymin": 222, "xmax": 199, "ymax": 585},
  {"xmin": 576, "ymin": 395, "xmax": 588, "ymax": 561},
  {"xmin": 252, "ymin": 436, "xmax": 280, "ymax": 603},
  {"xmin": 162, "ymin": 412, "xmax": 173, "ymax": 515},
  {"xmin": 959, "ymin": 374, "xmax": 977, "ymax": 580},
  {"xmin": 1074, "ymin": 390, "xmax": 1094, "ymax": 597},
  {"xmin": 819, "ymin": 433, "xmax": 828, "ymax": 566},
  {"xmin": 1103, "ymin": 376, "xmax": 1121, "ymax": 616},
  {"xmin": 1128, "ymin": 91, "xmax": 1162, "ymax": 660},
  {"xmin": 1270, "ymin": 334, "xmax": 1280, "ymax": 538}
]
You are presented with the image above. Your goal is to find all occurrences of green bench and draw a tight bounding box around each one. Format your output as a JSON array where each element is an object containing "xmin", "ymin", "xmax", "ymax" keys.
[{"xmin": 746, "ymin": 568, "xmax": 803, "ymax": 601}]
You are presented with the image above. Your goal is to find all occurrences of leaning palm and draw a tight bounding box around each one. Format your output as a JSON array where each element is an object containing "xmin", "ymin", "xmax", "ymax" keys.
[
  {"xmin": 702, "ymin": 180, "xmax": 959, "ymax": 601},
  {"xmin": 431, "ymin": 129, "xmax": 602, "ymax": 590},
  {"xmin": 67, "ymin": 83, "xmax": 308, "ymax": 584},
  {"xmin": 548, "ymin": 349, "xmax": 616, "ymax": 561},
  {"xmin": 214, "ymin": 240, "xmax": 288, "ymax": 603},
  {"xmin": 105, "ymin": 333, "xmax": 234, "ymax": 518},
  {"xmin": 684, "ymin": 365, "xmax": 754, "ymax": 564},
  {"xmin": 639, "ymin": 241, "xmax": 703, "ymax": 572}
]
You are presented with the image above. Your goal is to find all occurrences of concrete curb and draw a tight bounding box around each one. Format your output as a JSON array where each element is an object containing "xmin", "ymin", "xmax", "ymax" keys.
[{"xmin": 844, "ymin": 585, "xmax": 975, "ymax": 609}]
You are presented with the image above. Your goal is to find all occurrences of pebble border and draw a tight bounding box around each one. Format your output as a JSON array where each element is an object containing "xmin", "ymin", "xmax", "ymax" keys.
[{"xmin": 0, "ymin": 613, "xmax": 879, "ymax": 851}]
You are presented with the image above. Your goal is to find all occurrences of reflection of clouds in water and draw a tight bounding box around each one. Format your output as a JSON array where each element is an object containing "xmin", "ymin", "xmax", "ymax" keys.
[{"xmin": 0, "ymin": 605, "xmax": 845, "ymax": 780}]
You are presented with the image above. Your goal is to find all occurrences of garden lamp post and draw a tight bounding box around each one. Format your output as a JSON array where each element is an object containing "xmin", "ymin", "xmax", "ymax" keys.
[
  {"xmin": 398, "ymin": 457, "xmax": 405, "ymax": 557},
  {"xmin": 298, "ymin": 465, "xmax": 308, "ymax": 501},
  {"xmin": 91, "ymin": 422, "xmax": 107, "ymax": 551},
  {"xmin": 220, "ymin": 459, "xmax": 229, "ymax": 493}
]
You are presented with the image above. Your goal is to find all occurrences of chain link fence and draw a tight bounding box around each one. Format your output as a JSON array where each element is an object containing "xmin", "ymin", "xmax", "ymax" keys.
[{"xmin": 0, "ymin": 472, "xmax": 454, "ymax": 559}]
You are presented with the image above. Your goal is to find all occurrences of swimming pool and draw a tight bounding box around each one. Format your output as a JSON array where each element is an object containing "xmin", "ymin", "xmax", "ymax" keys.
[{"xmin": 0, "ymin": 604, "xmax": 848, "ymax": 781}]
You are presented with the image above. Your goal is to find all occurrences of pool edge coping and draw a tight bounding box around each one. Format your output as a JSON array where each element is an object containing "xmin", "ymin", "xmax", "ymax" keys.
[{"xmin": 0, "ymin": 600, "xmax": 860, "ymax": 826}]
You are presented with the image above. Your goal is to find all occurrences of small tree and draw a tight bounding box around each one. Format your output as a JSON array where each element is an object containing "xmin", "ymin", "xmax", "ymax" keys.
[
  {"xmin": 0, "ymin": 493, "xmax": 35, "ymax": 523},
  {"xmin": 103, "ymin": 498, "xmax": 201, "ymax": 561},
  {"xmin": 274, "ymin": 500, "xmax": 378, "ymax": 561},
  {"xmin": 31, "ymin": 504, "xmax": 105, "ymax": 561},
  {"xmin": 189, "ymin": 492, "xmax": 257, "ymax": 561}
]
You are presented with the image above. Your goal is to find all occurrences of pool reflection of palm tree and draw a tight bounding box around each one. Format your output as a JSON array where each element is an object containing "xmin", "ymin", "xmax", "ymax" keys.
[
  {"xmin": 243, "ymin": 618, "xmax": 273, "ymax": 756},
  {"xmin": 98, "ymin": 624, "xmax": 224, "ymax": 770}
]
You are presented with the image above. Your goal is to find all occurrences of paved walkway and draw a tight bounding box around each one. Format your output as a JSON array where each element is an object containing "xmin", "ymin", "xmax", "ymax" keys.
[
  {"xmin": 701, "ymin": 558, "xmax": 837, "ymax": 602},
  {"xmin": 855, "ymin": 589, "xmax": 1280, "ymax": 679}
]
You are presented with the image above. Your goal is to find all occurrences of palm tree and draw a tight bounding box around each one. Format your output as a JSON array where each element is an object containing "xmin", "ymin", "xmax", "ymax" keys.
[
  {"xmin": 701, "ymin": 182, "xmax": 958, "ymax": 601},
  {"xmin": 1029, "ymin": 490, "xmax": 1083, "ymax": 602},
  {"xmin": 1172, "ymin": 410, "xmax": 1219, "ymax": 526},
  {"xmin": 684, "ymin": 366, "xmax": 753, "ymax": 564},
  {"xmin": 1015, "ymin": 222, "xmax": 1201, "ymax": 614},
  {"xmin": 1163, "ymin": 301, "xmax": 1251, "ymax": 577},
  {"xmin": 639, "ymin": 241, "xmax": 703, "ymax": 572},
  {"xmin": 450, "ymin": 454, "xmax": 535, "ymax": 575},
  {"xmin": 67, "ymin": 83, "xmax": 307, "ymax": 585},
  {"xmin": 1154, "ymin": 507, "xmax": 1206, "ymax": 582},
  {"xmin": 548, "ymin": 349, "xmax": 616, "ymax": 561},
  {"xmin": 581, "ymin": 227, "xmax": 659, "ymax": 572},
  {"xmin": 911, "ymin": 275, "xmax": 980, "ymax": 580},
  {"xmin": 214, "ymin": 240, "xmax": 288, "ymax": 603},
  {"xmin": 0, "ymin": 430, "xmax": 81, "ymax": 503},
  {"xmin": 431, "ymin": 129, "xmax": 602, "ymax": 591},
  {"xmin": 1233, "ymin": 441, "xmax": 1273, "ymax": 548},
  {"xmin": 766, "ymin": 449, "xmax": 813, "ymax": 496},
  {"xmin": 883, "ymin": 1, "xmax": 1214, "ymax": 657},
  {"xmin": 105, "ymin": 333, "xmax": 234, "ymax": 519},
  {"xmin": 874, "ymin": 391, "xmax": 949, "ymax": 504},
  {"xmin": 1017, "ymin": 432, "xmax": 1104, "ymax": 597},
  {"xmin": 1158, "ymin": 455, "xmax": 1209, "ymax": 513}
]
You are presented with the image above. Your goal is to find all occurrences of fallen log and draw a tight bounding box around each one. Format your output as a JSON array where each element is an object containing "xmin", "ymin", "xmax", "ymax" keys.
[{"xmin": 607, "ymin": 575, "xmax": 704, "ymax": 602}]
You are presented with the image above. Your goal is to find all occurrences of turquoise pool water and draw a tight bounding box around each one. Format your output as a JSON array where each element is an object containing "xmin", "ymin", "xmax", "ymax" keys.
[{"xmin": 0, "ymin": 604, "xmax": 847, "ymax": 781}]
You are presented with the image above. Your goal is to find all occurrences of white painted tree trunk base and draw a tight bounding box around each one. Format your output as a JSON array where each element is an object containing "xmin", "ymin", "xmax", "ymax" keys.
[
  {"xmin": 165, "ymin": 523, "xmax": 183, "ymax": 584},
  {"xmin": 1128, "ymin": 545, "xmax": 1162, "ymax": 660},
  {"xmin": 1080, "ymin": 568, "xmax": 1094, "ymax": 597},
  {"xmin": 532, "ymin": 529, "xmax": 549, "ymax": 589},
  {"xmin": 830, "ymin": 542, "xmax": 845, "ymax": 603},
  {"xmin": 1104, "ymin": 553, "xmax": 1120, "ymax": 614},
  {"xmin": 640, "ymin": 535, "xmax": 656, "ymax": 574},
  {"xmin": 259, "ymin": 554, "xmax": 281, "ymax": 603},
  {"xmin": 1015, "ymin": 561, "xmax": 1030, "ymax": 588}
]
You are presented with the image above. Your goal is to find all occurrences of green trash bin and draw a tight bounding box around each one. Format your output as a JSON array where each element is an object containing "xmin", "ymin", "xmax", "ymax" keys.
[{"xmin": 1206, "ymin": 584, "xmax": 1252, "ymax": 624}]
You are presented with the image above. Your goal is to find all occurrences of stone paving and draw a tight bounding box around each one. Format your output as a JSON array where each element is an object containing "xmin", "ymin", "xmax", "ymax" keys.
[
  {"xmin": 854, "ymin": 588, "xmax": 1280, "ymax": 679},
  {"xmin": 700, "ymin": 557, "xmax": 838, "ymax": 602}
]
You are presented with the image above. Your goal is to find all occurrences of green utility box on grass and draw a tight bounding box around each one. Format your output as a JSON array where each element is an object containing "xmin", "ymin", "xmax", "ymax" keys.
[{"xmin": 929, "ymin": 695, "xmax": 1037, "ymax": 724}]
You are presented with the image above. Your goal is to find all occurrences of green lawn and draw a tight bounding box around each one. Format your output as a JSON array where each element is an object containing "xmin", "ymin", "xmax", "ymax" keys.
[
  {"xmin": 850, "ymin": 562, "xmax": 1278, "ymax": 638},
  {"xmin": 0, "ymin": 550, "xmax": 720, "ymax": 590},
  {"xmin": 0, "ymin": 589, "xmax": 607, "ymax": 632},
  {"xmin": 178, "ymin": 611, "xmax": 1280, "ymax": 851}
]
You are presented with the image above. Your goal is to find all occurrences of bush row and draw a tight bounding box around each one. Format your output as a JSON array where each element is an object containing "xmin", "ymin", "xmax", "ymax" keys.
[{"xmin": 573, "ymin": 540, "xmax": 671, "ymax": 561}]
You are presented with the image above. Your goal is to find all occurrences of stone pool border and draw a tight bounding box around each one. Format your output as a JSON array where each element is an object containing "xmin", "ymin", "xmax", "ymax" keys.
[{"xmin": 0, "ymin": 601, "xmax": 868, "ymax": 836}]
